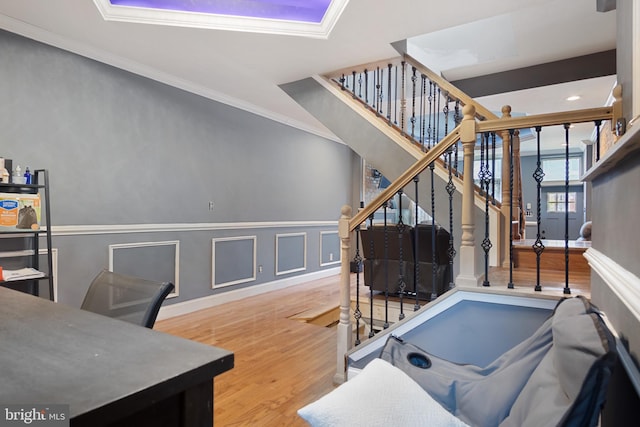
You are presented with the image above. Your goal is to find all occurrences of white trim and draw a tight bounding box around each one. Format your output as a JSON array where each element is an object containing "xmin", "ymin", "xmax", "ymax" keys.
[
  {"xmin": 275, "ymin": 232, "xmax": 307, "ymax": 275},
  {"xmin": 108, "ymin": 240, "xmax": 180, "ymax": 298},
  {"xmin": 211, "ymin": 235, "xmax": 257, "ymax": 289},
  {"xmin": 156, "ymin": 267, "xmax": 340, "ymax": 320},
  {"xmin": 0, "ymin": 13, "xmax": 341, "ymax": 144},
  {"xmin": 48, "ymin": 220, "xmax": 337, "ymax": 236},
  {"xmin": 92, "ymin": 0, "xmax": 349, "ymax": 39},
  {"xmin": 320, "ymin": 230, "xmax": 341, "ymax": 267},
  {"xmin": 583, "ymin": 248, "xmax": 640, "ymax": 324}
]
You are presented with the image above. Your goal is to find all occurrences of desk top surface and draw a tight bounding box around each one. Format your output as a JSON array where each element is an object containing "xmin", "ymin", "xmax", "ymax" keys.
[{"xmin": 0, "ymin": 287, "xmax": 233, "ymax": 424}]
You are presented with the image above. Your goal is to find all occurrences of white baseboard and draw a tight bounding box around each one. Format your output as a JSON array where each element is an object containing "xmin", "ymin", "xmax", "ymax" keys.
[
  {"xmin": 157, "ymin": 267, "xmax": 340, "ymax": 320},
  {"xmin": 584, "ymin": 248, "xmax": 640, "ymax": 323}
]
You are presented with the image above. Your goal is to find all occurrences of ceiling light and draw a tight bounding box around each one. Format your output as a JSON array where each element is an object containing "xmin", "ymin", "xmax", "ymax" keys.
[{"xmin": 566, "ymin": 95, "xmax": 581, "ymax": 101}]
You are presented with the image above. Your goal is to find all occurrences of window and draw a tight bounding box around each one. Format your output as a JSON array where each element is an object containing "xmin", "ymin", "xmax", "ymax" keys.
[{"xmin": 547, "ymin": 192, "xmax": 576, "ymax": 213}]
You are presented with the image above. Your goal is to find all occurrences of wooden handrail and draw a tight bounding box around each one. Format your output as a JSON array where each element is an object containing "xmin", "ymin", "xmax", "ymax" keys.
[
  {"xmin": 477, "ymin": 107, "xmax": 613, "ymax": 132},
  {"xmin": 349, "ymin": 128, "xmax": 462, "ymax": 231}
]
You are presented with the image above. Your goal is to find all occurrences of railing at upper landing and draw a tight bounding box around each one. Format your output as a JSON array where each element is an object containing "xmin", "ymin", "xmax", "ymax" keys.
[{"xmin": 329, "ymin": 54, "xmax": 622, "ymax": 384}]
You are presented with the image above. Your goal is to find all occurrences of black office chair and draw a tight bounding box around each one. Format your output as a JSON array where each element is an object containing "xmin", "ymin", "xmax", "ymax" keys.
[{"xmin": 81, "ymin": 269, "xmax": 174, "ymax": 328}]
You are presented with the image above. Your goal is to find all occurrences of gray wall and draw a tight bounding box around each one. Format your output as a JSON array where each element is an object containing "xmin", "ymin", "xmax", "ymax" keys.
[{"xmin": 0, "ymin": 30, "xmax": 355, "ymax": 306}]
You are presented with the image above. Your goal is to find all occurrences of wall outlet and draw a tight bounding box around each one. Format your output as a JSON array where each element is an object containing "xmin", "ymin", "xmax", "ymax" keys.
[
  {"xmin": 258, "ymin": 265, "xmax": 263, "ymax": 273},
  {"xmin": 329, "ymin": 253, "xmax": 334, "ymax": 261},
  {"xmin": 208, "ymin": 201, "xmax": 215, "ymax": 211}
]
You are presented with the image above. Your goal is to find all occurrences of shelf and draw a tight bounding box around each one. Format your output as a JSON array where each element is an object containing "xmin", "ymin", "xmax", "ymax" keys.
[
  {"xmin": 0, "ymin": 229, "xmax": 44, "ymax": 235},
  {"xmin": 0, "ymin": 250, "xmax": 35, "ymax": 258},
  {"xmin": 0, "ymin": 182, "xmax": 41, "ymax": 194},
  {"xmin": 0, "ymin": 275, "xmax": 51, "ymax": 285}
]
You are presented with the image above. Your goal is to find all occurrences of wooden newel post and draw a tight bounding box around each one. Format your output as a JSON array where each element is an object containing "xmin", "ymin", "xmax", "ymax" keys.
[
  {"xmin": 500, "ymin": 105, "xmax": 513, "ymax": 268},
  {"xmin": 456, "ymin": 104, "xmax": 481, "ymax": 287},
  {"xmin": 335, "ymin": 204, "xmax": 353, "ymax": 384}
]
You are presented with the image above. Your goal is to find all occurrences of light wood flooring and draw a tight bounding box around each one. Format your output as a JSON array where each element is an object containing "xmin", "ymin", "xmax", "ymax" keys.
[{"xmin": 155, "ymin": 266, "xmax": 590, "ymax": 426}]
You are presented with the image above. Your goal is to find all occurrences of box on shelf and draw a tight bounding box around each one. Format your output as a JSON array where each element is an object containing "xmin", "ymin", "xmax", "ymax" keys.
[{"xmin": 0, "ymin": 193, "xmax": 41, "ymax": 231}]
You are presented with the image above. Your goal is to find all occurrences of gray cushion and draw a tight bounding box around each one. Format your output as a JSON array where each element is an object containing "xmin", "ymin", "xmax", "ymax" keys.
[{"xmin": 380, "ymin": 297, "xmax": 595, "ymax": 427}]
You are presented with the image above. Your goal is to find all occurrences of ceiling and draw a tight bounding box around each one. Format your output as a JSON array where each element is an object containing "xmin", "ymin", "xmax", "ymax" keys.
[{"xmin": 0, "ymin": 0, "xmax": 617, "ymax": 154}]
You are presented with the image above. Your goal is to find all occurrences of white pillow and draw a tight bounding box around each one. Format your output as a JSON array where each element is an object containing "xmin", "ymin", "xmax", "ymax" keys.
[{"xmin": 298, "ymin": 358, "xmax": 470, "ymax": 427}]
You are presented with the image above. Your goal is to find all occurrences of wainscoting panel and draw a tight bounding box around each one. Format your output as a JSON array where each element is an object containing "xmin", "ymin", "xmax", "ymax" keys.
[
  {"xmin": 320, "ymin": 230, "xmax": 340, "ymax": 266},
  {"xmin": 212, "ymin": 236, "xmax": 257, "ymax": 288},
  {"xmin": 276, "ymin": 232, "xmax": 307, "ymax": 275},
  {"xmin": 109, "ymin": 241, "xmax": 180, "ymax": 297}
]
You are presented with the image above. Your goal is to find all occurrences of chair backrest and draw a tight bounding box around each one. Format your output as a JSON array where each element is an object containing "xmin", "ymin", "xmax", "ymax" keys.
[{"xmin": 81, "ymin": 269, "xmax": 174, "ymax": 328}]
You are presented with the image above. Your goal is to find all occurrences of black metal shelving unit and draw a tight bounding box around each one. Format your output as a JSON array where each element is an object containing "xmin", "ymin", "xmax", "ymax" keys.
[{"xmin": 0, "ymin": 169, "xmax": 54, "ymax": 300}]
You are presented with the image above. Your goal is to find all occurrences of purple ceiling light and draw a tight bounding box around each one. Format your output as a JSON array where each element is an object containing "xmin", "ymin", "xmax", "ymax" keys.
[{"xmin": 109, "ymin": 0, "xmax": 332, "ymax": 23}]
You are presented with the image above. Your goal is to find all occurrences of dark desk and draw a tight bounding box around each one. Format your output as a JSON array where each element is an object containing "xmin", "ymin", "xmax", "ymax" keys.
[{"xmin": 0, "ymin": 287, "xmax": 234, "ymax": 426}]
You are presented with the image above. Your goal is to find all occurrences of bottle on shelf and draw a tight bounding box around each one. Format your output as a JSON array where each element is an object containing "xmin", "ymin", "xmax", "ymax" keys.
[
  {"xmin": 13, "ymin": 165, "xmax": 25, "ymax": 184},
  {"xmin": 24, "ymin": 167, "xmax": 32, "ymax": 185}
]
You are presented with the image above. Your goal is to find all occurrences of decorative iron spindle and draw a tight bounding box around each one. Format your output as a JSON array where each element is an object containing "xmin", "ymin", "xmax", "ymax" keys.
[
  {"xmin": 443, "ymin": 93, "xmax": 450, "ymax": 138},
  {"xmin": 387, "ymin": 64, "xmax": 393, "ymax": 123},
  {"xmin": 532, "ymin": 126, "xmax": 545, "ymax": 292},
  {"xmin": 357, "ymin": 72, "xmax": 363, "ymax": 99},
  {"xmin": 339, "ymin": 73, "xmax": 345, "ymax": 90},
  {"xmin": 595, "ymin": 119, "xmax": 602, "ymax": 161},
  {"xmin": 413, "ymin": 176, "xmax": 421, "ymax": 311},
  {"xmin": 480, "ymin": 133, "xmax": 493, "ymax": 286},
  {"xmin": 427, "ymin": 81, "xmax": 434, "ymax": 149},
  {"xmin": 446, "ymin": 146, "xmax": 456, "ymax": 290},
  {"xmin": 430, "ymin": 160, "xmax": 438, "ymax": 301},
  {"xmin": 353, "ymin": 227, "xmax": 363, "ymax": 346},
  {"xmin": 367, "ymin": 214, "xmax": 375, "ymax": 338},
  {"xmin": 410, "ymin": 67, "xmax": 417, "ymax": 140},
  {"xmin": 351, "ymin": 71, "xmax": 357, "ymax": 99},
  {"xmin": 394, "ymin": 65, "xmax": 398, "ymax": 125},
  {"xmin": 397, "ymin": 190, "xmax": 406, "ymax": 320},
  {"xmin": 563, "ymin": 124, "xmax": 571, "ymax": 295},
  {"xmin": 382, "ymin": 201, "xmax": 389, "ymax": 329},
  {"xmin": 364, "ymin": 69, "xmax": 369, "ymax": 105},
  {"xmin": 375, "ymin": 67, "xmax": 381, "ymax": 114},
  {"xmin": 420, "ymin": 75, "xmax": 426, "ymax": 149},
  {"xmin": 435, "ymin": 87, "xmax": 441, "ymax": 146},
  {"xmin": 378, "ymin": 67, "xmax": 384, "ymax": 115},
  {"xmin": 400, "ymin": 61, "xmax": 406, "ymax": 134},
  {"xmin": 508, "ymin": 129, "xmax": 515, "ymax": 289}
]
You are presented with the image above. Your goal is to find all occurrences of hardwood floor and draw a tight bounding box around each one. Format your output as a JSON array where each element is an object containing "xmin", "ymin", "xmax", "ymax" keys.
[
  {"xmin": 156, "ymin": 275, "xmax": 342, "ymax": 426},
  {"xmin": 155, "ymin": 266, "xmax": 590, "ymax": 426}
]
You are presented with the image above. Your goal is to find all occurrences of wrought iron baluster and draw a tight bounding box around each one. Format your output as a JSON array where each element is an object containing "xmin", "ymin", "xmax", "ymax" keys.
[
  {"xmin": 419, "ymin": 75, "xmax": 426, "ymax": 149},
  {"xmin": 382, "ymin": 201, "xmax": 389, "ymax": 329},
  {"xmin": 443, "ymin": 93, "xmax": 450, "ymax": 138},
  {"xmin": 435, "ymin": 87, "xmax": 441, "ymax": 145},
  {"xmin": 351, "ymin": 71, "xmax": 357, "ymax": 99},
  {"xmin": 563, "ymin": 124, "xmax": 572, "ymax": 295},
  {"xmin": 410, "ymin": 67, "xmax": 417, "ymax": 140},
  {"xmin": 400, "ymin": 61, "xmax": 406, "ymax": 135},
  {"xmin": 397, "ymin": 190, "xmax": 406, "ymax": 320},
  {"xmin": 367, "ymin": 214, "xmax": 375, "ymax": 338},
  {"xmin": 595, "ymin": 119, "xmax": 602, "ymax": 161},
  {"xmin": 427, "ymin": 81, "xmax": 433, "ymax": 149},
  {"xmin": 394, "ymin": 65, "xmax": 398, "ymax": 125},
  {"xmin": 387, "ymin": 63, "xmax": 392, "ymax": 123},
  {"xmin": 508, "ymin": 129, "xmax": 515, "ymax": 289},
  {"xmin": 357, "ymin": 72, "xmax": 363, "ymax": 99},
  {"xmin": 339, "ymin": 73, "xmax": 346, "ymax": 90},
  {"xmin": 480, "ymin": 132, "xmax": 493, "ymax": 286},
  {"xmin": 353, "ymin": 226, "xmax": 363, "ymax": 346},
  {"xmin": 446, "ymin": 147, "xmax": 456, "ymax": 290},
  {"xmin": 364, "ymin": 69, "xmax": 369, "ymax": 106},
  {"xmin": 430, "ymin": 160, "xmax": 437, "ymax": 301},
  {"xmin": 374, "ymin": 67, "xmax": 380, "ymax": 114},
  {"xmin": 413, "ymin": 176, "xmax": 421, "ymax": 311},
  {"xmin": 532, "ymin": 126, "xmax": 545, "ymax": 292},
  {"xmin": 378, "ymin": 67, "xmax": 384, "ymax": 115}
]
